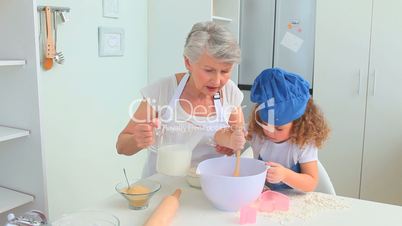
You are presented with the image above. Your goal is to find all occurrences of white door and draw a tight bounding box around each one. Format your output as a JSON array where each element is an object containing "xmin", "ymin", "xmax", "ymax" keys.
[
  {"xmin": 148, "ymin": 0, "xmax": 212, "ymax": 83},
  {"xmin": 313, "ymin": 0, "xmax": 373, "ymax": 198},
  {"xmin": 360, "ymin": 0, "xmax": 402, "ymax": 205}
]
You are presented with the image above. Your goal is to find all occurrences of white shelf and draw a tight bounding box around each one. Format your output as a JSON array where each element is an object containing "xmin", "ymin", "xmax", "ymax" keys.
[
  {"xmin": 0, "ymin": 187, "xmax": 34, "ymax": 213},
  {"xmin": 0, "ymin": 126, "xmax": 30, "ymax": 143},
  {"xmin": 0, "ymin": 60, "xmax": 26, "ymax": 66},
  {"xmin": 212, "ymin": 16, "xmax": 232, "ymax": 22}
]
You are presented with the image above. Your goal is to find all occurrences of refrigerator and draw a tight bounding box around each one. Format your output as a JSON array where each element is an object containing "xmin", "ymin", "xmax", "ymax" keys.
[{"xmin": 238, "ymin": 0, "xmax": 316, "ymax": 119}]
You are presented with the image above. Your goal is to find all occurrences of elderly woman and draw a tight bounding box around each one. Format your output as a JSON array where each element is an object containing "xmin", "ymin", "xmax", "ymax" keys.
[{"xmin": 116, "ymin": 21, "xmax": 246, "ymax": 177}]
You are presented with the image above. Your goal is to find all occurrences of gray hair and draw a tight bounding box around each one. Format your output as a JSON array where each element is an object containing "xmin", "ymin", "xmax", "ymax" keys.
[{"xmin": 184, "ymin": 21, "xmax": 240, "ymax": 64}]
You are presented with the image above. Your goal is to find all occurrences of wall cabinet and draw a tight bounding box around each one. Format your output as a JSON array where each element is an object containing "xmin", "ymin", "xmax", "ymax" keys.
[
  {"xmin": 314, "ymin": 0, "xmax": 402, "ymax": 205},
  {"xmin": 359, "ymin": 0, "xmax": 402, "ymax": 205}
]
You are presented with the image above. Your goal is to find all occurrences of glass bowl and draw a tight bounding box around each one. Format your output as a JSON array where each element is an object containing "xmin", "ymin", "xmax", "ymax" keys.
[
  {"xmin": 115, "ymin": 179, "xmax": 161, "ymax": 210},
  {"xmin": 52, "ymin": 210, "xmax": 119, "ymax": 226}
]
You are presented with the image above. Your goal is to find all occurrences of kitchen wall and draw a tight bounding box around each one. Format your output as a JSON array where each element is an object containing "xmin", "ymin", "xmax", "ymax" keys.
[
  {"xmin": 148, "ymin": 0, "xmax": 212, "ymax": 83},
  {"xmin": 36, "ymin": 0, "xmax": 148, "ymax": 220}
]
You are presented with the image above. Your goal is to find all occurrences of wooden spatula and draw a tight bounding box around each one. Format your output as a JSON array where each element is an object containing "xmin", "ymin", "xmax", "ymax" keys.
[{"xmin": 43, "ymin": 6, "xmax": 55, "ymax": 70}]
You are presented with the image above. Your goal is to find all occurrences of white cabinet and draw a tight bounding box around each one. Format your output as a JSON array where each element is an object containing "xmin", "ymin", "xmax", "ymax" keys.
[
  {"xmin": 0, "ymin": 0, "xmax": 46, "ymax": 219},
  {"xmin": 314, "ymin": 0, "xmax": 402, "ymax": 204},
  {"xmin": 360, "ymin": 0, "xmax": 402, "ymax": 205},
  {"xmin": 0, "ymin": 60, "xmax": 26, "ymax": 66},
  {"xmin": 212, "ymin": 0, "xmax": 240, "ymax": 84},
  {"xmin": 0, "ymin": 187, "xmax": 34, "ymax": 214},
  {"xmin": 148, "ymin": 0, "xmax": 240, "ymax": 83},
  {"xmin": 212, "ymin": 0, "xmax": 240, "ymax": 44},
  {"xmin": 314, "ymin": 0, "xmax": 372, "ymax": 199},
  {"xmin": 0, "ymin": 126, "xmax": 30, "ymax": 143}
]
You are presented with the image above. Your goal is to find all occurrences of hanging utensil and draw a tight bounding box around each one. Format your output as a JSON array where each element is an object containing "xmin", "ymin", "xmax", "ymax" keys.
[
  {"xmin": 60, "ymin": 11, "xmax": 69, "ymax": 23},
  {"xmin": 123, "ymin": 168, "xmax": 131, "ymax": 189},
  {"xmin": 53, "ymin": 10, "xmax": 65, "ymax": 64},
  {"xmin": 43, "ymin": 6, "xmax": 55, "ymax": 70}
]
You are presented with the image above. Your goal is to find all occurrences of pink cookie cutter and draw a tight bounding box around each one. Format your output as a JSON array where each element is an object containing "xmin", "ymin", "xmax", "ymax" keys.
[
  {"xmin": 239, "ymin": 205, "xmax": 257, "ymax": 225},
  {"xmin": 258, "ymin": 190, "xmax": 290, "ymax": 212},
  {"xmin": 239, "ymin": 190, "xmax": 290, "ymax": 224}
]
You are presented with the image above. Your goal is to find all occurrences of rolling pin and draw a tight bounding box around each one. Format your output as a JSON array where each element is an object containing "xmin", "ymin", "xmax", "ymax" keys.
[{"xmin": 143, "ymin": 189, "xmax": 182, "ymax": 226}]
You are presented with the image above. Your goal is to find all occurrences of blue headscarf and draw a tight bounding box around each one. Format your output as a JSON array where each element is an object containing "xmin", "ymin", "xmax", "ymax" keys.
[{"xmin": 250, "ymin": 68, "xmax": 310, "ymax": 126}]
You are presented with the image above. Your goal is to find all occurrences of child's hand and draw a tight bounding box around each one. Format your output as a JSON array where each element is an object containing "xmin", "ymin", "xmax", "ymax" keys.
[
  {"xmin": 266, "ymin": 162, "xmax": 289, "ymax": 184},
  {"xmin": 229, "ymin": 127, "xmax": 246, "ymax": 151}
]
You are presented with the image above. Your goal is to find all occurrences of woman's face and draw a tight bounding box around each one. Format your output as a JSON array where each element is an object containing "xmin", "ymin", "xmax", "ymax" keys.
[
  {"xmin": 262, "ymin": 122, "xmax": 293, "ymax": 143},
  {"xmin": 185, "ymin": 52, "xmax": 233, "ymax": 96}
]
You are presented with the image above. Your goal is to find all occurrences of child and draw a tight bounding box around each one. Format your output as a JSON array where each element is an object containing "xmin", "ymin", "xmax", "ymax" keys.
[{"xmin": 247, "ymin": 68, "xmax": 330, "ymax": 192}]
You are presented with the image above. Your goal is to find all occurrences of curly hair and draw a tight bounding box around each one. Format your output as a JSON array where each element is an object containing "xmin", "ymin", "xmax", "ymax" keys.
[{"xmin": 246, "ymin": 99, "xmax": 330, "ymax": 149}]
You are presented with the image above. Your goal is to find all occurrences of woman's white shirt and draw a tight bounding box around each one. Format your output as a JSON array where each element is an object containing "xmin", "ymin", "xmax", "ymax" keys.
[
  {"xmin": 139, "ymin": 74, "xmax": 243, "ymax": 177},
  {"xmin": 140, "ymin": 75, "xmax": 244, "ymax": 120}
]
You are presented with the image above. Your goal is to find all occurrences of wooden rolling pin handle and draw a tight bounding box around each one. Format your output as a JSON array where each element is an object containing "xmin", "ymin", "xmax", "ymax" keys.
[
  {"xmin": 172, "ymin": 189, "xmax": 181, "ymax": 199},
  {"xmin": 143, "ymin": 189, "xmax": 182, "ymax": 226}
]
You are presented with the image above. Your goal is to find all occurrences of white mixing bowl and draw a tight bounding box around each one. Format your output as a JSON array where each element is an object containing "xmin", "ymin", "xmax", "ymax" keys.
[{"xmin": 197, "ymin": 157, "xmax": 267, "ymax": 212}]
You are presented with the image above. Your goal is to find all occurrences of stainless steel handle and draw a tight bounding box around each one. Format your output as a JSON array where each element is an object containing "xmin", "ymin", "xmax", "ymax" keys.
[
  {"xmin": 358, "ymin": 69, "xmax": 362, "ymax": 95},
  {"xmin": 371, "ymin": 70, "xmax": 376, "ymax": 96}
]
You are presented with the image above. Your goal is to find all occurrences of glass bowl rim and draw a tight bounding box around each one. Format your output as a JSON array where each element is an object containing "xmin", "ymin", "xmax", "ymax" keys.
[
  {"xmin": 115, "ymin": 179, "xmax": 161, "ymax": 196},
  {"xmin": 52, "ymin": 210, "xmax": 120, "ymax": 225}
]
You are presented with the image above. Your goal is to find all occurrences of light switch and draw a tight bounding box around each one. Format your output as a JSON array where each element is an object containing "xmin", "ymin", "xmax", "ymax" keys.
[
  {"xmin": 103, "ymin": 0, "xmax": 119, "ymax": 18},
  {"xmin": 98, "ymin": 27, "xmax": 124, "ymax": 56}
]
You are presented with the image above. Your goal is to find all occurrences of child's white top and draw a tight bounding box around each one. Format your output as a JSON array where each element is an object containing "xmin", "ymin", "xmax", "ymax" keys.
[{"xmin": 250, "ymin": 134, "xmax": 318, "ymax": 168}]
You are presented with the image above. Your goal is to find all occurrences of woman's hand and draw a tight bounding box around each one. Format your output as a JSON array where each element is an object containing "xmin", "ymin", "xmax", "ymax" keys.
[
  {"xmin": 129, "ymin": 119, "xmax": 159, "ymax": 149},
  {"xmin": 117, "ymin": 100, "xmax": 159, "ymax": 155},
  {"xmin": 266, "ymin": 162, "xmax": 290, "ymax": 184},
  {"xmin": 229, "ymin": 127, "xmax": 246, "ymax": 151}
]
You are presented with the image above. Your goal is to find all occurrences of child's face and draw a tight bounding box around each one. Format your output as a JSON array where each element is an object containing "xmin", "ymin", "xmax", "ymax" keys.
[{"xmin": 262, "ymin": 122, "xmax": 293, "ymax": 143}]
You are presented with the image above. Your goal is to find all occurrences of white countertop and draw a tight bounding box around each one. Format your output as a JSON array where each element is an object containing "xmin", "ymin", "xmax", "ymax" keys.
[{"xmin": 92, "ymin": 174, "xmax": 402, "ymax": 226}]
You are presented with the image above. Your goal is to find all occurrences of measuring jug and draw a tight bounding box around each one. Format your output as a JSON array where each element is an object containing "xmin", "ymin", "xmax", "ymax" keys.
[{"xmin": 155, "ymin": 122, "xmax": 202, "ymax": 176}]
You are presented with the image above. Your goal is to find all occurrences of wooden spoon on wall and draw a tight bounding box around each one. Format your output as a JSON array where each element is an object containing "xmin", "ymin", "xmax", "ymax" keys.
[{"xmin": 43, "ymin": 6, "xmax": 55, "ymax": 70}]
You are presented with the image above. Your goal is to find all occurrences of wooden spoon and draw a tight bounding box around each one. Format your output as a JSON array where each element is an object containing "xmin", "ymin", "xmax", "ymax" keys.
[
  {"xmin": 232, "ymin": 126, "xmax": 243, "ymax": 177},
  {"xmin": 233, "ymin": 149, "xmax": 241, "ymax": 177},
  {"xmin": 43, "ymin": 6, "xmax": 55, "ymax": 70}
]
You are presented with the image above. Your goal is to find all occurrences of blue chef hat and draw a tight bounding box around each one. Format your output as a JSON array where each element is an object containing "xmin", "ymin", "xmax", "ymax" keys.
[{"xmin": 250, "ymin": 68, "xmax": 311, "ymax": 126}]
